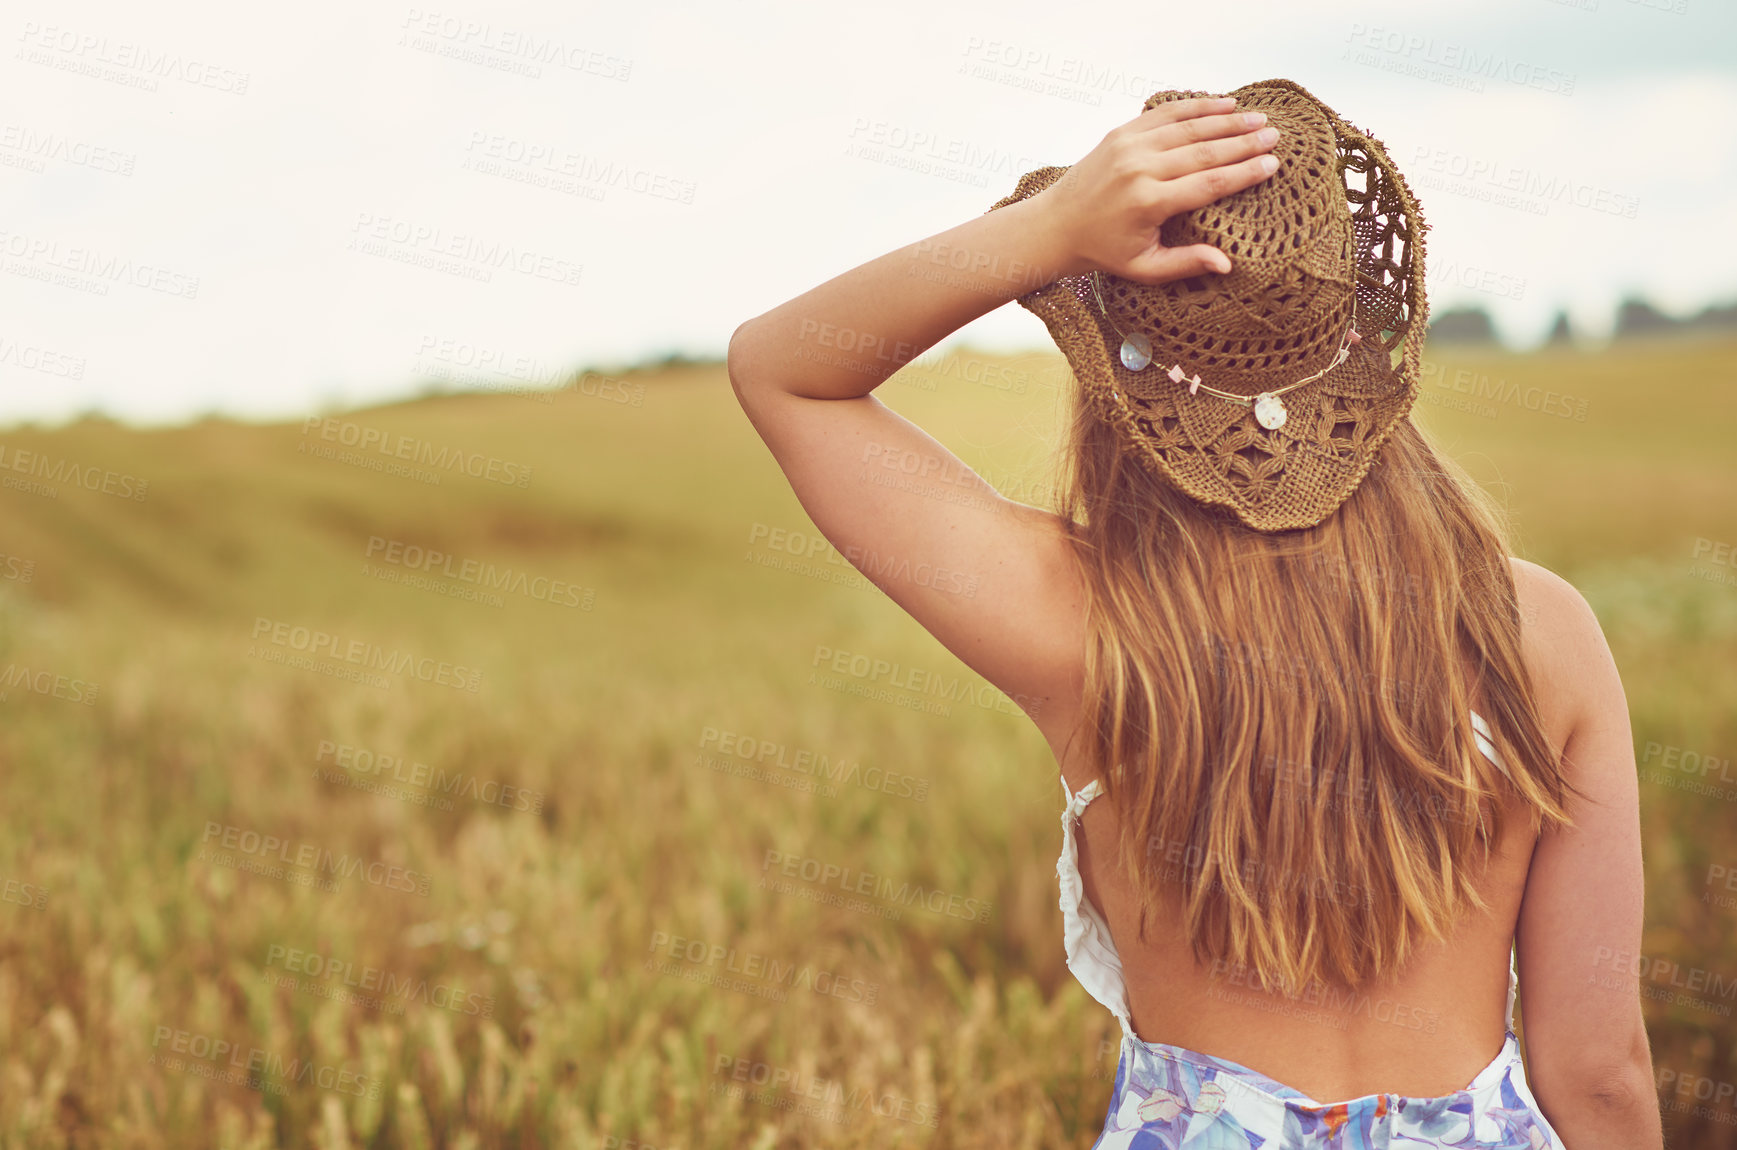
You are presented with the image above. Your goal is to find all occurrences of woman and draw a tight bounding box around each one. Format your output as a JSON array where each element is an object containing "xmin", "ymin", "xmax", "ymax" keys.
[{"xmin": 727, "ymin": 79, "xmax": 1659, "ymax": 1148}]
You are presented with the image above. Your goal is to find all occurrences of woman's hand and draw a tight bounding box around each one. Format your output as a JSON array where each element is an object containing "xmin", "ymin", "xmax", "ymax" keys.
[{"xmin": 1033, "ymin": 95, "xmax": 1282, "ymax": 285}]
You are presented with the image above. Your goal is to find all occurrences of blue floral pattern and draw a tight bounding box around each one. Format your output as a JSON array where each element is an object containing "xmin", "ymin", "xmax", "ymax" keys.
[{"xmin": 1088, "ymin": 1034, "xmax": 1561, "ymax": 1148}]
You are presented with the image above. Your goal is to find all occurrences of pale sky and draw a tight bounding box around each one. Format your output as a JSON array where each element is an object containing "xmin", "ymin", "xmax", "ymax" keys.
[{"xmin": 3, "ymin": 0, "xmax": 1733, "ymax": 427}]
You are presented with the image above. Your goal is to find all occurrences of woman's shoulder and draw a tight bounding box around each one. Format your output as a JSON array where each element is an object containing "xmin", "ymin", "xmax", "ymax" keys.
[
  {"xmin": 1505, "ymin": 555, "xmax": 1620, "ymax": 758},
  {"xmin": 1507, "ymin": 555, "xmax": 1604, "ymax": 656},
  {"xmin": 1508, "ymin": 555, "xmax": 1585, "ymax": 614}
]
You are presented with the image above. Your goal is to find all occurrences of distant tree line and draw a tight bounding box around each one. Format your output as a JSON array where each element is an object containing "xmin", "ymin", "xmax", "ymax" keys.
[
  {"xmin": 1429, "ymin": 295, "xmax": 1737, "ymax": 344},
  {"xmin": 605, "ymin": 295, "xmax": 1737, "ymax": 374}
]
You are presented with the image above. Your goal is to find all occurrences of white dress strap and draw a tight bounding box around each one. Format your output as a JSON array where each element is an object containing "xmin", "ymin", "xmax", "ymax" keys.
[
  {"xmin": 1057, "ymin": 774, "xmax": 1134, "ymax": 1039},
  {"xmin": 1470, "ymin": 709, "xmax": 1523, "ymax": 1032},
  {"xmin": 1506, "ymin": 941, "xmax": 1519, "ymax": 1033},
  {"xmin": 1469, "ymin": 708, "xmax": 1508, "ymax": 776},
  {"xmin": 1064, "ymin": 775, "xmax": 1105, "ymax": 819}
]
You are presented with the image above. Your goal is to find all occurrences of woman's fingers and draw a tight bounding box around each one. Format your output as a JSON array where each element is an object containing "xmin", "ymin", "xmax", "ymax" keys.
[
  {"xmin": 1145, "ymin": 124, "xmax": 1280, "ymax": 183},
  {"xmin": 1125, "ymin": 243, "xmax": 1233, "ymax": 284},
  {"xmin": 1158, "ymin": 152, "xmax": 1282, "ymax": 217},
  {"xmin": 1063, "ymin": 94, "xmax": 1283, "ymax": 280},
  {"xmin": 1124, "ymin": 95, "xmax": 1238, "ymax": 132},
  {"xmin": 1116, "ymin": 96, "xmax": 1280, "ymax": 191},
  {"xmin": 1139, "ymin": 109, "xmax": 1270, "ymax": 149}
]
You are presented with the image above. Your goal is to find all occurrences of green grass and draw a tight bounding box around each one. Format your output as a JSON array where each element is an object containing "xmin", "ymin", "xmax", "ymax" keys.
[{"xmin": 0, "ymin": 337, "xmax": 1733, "ymax": 1147}]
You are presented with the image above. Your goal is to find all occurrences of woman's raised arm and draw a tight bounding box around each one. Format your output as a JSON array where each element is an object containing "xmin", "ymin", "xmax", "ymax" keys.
[
  {"xmin": 724, "ymin": 97, "xmax": 1281, "ymax": 727},
  {"xmin": 728, "ymin": 95, "xmax": 1280, "ymax": 402}
]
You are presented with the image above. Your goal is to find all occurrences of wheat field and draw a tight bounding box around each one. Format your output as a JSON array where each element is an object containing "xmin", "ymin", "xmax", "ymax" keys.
[{"xmin": 0, "ymin": 335, "xmax": 1734, "ymax": 1148}]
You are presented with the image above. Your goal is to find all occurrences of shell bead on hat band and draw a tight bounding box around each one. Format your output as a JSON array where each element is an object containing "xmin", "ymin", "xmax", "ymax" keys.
[
  {"xmin": 1254, "ymin": 393, "xmax": 1288, "ymax": 430},
  {"xmin": 1105, "ymin": 278, "xmax": 1359, "ymax": 434},
  {"xmin": 1119, "ymin": 332, "xmax": 1153, "ymax": 372}
]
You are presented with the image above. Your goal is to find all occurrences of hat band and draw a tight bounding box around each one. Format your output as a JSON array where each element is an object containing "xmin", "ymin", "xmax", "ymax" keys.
[{"xmin": 1089, "ymin": 270, "xmax": 1361, "ymax": 432}]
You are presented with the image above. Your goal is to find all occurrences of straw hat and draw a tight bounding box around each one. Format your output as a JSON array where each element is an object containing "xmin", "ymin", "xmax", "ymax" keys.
[{"xmin": 988, "ymin": 78, "xmax": 1428, "ymax": 532}]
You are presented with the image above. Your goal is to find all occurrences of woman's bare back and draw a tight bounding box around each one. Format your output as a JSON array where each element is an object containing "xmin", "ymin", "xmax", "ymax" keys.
[{"xmin": 1034, "ymin": 556, "xmax": 1587, "ymax": 1103}]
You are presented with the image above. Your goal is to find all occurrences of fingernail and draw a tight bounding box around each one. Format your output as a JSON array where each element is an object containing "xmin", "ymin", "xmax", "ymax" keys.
[
  {"xmin": 1259, "ymin": 155, "xmax": 1279, "ymax": 174},
  {"xmin": 1257, "ymin": 127, "xmax": 1279, "ymax": 146},
  {"xmin": 1243, "ymin": 112, "xmax": 1267, "ymax": 127}
]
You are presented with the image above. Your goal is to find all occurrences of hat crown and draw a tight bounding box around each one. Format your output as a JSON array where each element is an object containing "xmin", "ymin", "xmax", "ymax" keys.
[{"xmin": 1098, "ymin": 84, "xmax": 1360, "ymax": 396}]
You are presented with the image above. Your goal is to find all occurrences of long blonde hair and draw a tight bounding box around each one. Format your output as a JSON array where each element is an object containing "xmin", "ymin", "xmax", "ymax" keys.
[{"xmin": 1055, "ymin": 401, "xmax": 1586, "ymax": 996}]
